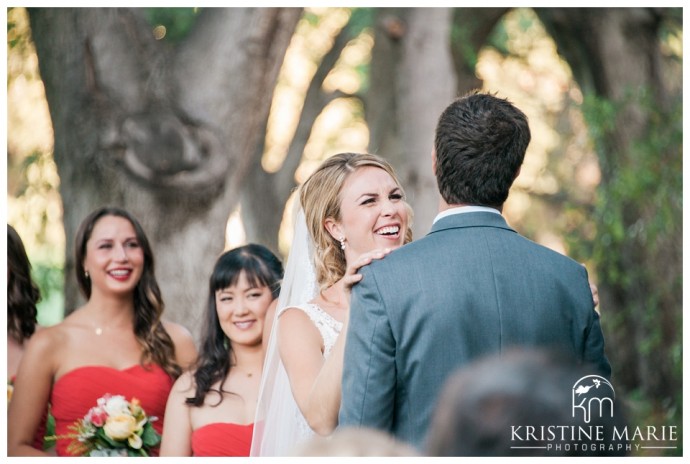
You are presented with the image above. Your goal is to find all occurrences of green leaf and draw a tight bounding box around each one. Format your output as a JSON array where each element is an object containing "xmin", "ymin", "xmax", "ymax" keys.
[{"xmin": 141, "ymin": 425, "xmax": 161, "ymax": 447}]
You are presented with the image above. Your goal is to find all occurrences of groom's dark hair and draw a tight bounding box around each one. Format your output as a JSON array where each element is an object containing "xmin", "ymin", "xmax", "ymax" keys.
[{"xmin": 434, "ymin": 91, "xmax": 530, "ymax": 208}]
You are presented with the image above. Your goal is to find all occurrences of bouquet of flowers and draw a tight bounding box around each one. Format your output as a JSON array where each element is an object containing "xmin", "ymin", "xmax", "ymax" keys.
[{"xmin": 65, "ymin": 394, "xmax": 161, "ymax": 457}]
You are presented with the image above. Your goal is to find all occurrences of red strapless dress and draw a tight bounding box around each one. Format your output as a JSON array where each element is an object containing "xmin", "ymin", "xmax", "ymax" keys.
[
  {"xmin": 50, "ymin": 364, "xmax": 173, "ymax": 456},
  {"xmin": 191, "ymin": 422, "xmax": 254, "ymax": 456}
]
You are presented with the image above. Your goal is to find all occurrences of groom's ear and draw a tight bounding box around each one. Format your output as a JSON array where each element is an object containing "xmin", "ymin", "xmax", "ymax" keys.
[{"xmin": 323, "ymin": 218, "xmax": 342, "ymax": 241}]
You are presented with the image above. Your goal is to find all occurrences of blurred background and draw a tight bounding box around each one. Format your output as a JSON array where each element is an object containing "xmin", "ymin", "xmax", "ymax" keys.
[{"xmin": 6, "ymin": 7, "xmax": 682, "ymax": 455}]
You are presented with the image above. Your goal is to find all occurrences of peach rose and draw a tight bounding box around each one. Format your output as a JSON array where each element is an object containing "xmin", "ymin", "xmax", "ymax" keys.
[{"xmin": 103, "ymin": 414, "xmax": 137, "ymax": 441}]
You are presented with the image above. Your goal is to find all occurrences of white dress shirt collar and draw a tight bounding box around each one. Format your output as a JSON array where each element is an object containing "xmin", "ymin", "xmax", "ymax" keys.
[{"xmin": 432, "ymin": 205, "xmax": 501, "ymax": 225}]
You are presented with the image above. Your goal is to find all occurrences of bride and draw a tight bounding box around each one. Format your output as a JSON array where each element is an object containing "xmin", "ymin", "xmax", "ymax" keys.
[{"xmin": 251, "ymin": 152, "xmax": 412, "ymax": 456}]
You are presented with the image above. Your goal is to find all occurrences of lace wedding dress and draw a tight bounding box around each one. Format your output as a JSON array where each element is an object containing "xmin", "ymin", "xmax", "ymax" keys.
[
  {"xmin": 274, "ymin": 303, "xmax": 343, "ymax": 446},
  {"xmin": 251, "ymin": 206, "xmax": 342, "ymax": 456}
]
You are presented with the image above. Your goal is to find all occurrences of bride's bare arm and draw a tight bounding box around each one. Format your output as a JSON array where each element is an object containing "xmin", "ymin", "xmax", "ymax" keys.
[
  {"xmin": 276, "ymin": 249, "xmax": 390, "ymax": 436},
  {"xmin": 278, "ymin": 309, "xmax": 346, "ymax": 436}
]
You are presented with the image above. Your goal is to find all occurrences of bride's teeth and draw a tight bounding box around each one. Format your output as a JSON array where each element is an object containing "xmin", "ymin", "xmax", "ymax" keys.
[{"xmin": 377, "ymin": 226, "xmax": 400, "ymax": 235}]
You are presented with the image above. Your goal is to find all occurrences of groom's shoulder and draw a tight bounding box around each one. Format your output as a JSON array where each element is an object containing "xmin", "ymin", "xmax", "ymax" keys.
[
  {"xmin": 362, "ymin": 238, "xmax": 424, "ymax": 271},
  {"xmin": 366, "ymin": 234, "xmax": 433, "ymax": 272},
  {"xmin": 516, "ymin": 235, "xmax": 588, "ymax": 277}
]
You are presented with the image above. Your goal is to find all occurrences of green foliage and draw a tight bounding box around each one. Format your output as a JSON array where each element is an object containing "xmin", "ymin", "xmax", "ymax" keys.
[
  {"xmin": 7, "ymin": 7, "xmax": 27, "ymax": 51},
  {"xmin": 43, "ymin": 409, "xmax": 56, "ymax": 451},
  {"xmin": 451, "ymin": 20, "xmax": 480, "ymax": 70},
  {"xmin": 34, "ymin": 262, "xmax": 65, "ymax": 326},
  {"xmin": 582, "ymin": 88, "xmax": 682, "ymax": 285},
  {"xmin": 623, "ymin": 386, "xmax": 683, "ymax": 457},
  {"xmin": 141, "ymin": 424, "xmax": 161, "ymax": 448},
  {"xmin": 487, "ymin": 8, "xmax": 539, "ymax": 58},
  {"xmin": 346, "ymin": 7, "xmax": 374, "ymax": 37},
  {"xmin": 332, "ymin": 8, "xmax": 374, "ymax": 94},
  {"xmin": 302, "ymin": 10, "xmax": 321, "ymax": 27},
  {"xmin": 7, "ymin": 7, "xmax": 39, "ymax": 83},
  {"xmin": 567, "ymin": 87, "xmax": 682, "ymax": 456},
  {"xmin": 143, "ymin": 8, "xmax": 199, "ymax": 43},
  {"xmin": 486, "ymin": 18, "xmax": 510, "ymax": 56},
  {"xmin": 7, "ymin": 11, "xmax": 20, "ymax": 49}
]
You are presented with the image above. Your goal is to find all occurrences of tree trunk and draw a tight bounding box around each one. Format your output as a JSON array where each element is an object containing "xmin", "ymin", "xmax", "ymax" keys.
[
  {"xmin": 240, "ymin": 16, "xmax": 355, "ymax": 255},
  {"xmin": 27, "ymin": 7, "xmax": 301, "ymax": 339},
  {"xmin": 367, "ymin": 8, "xmax": 457, "ymax": 237},
  {"xmin": 450, "ymin": 8, "xmax": 509, "ymax": 94},
  {"xmin": 536, "ymin": 7, "xmax": 681, "ymax": 406}
]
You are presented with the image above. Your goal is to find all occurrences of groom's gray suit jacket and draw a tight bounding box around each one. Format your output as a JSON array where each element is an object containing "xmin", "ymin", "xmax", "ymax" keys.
[{"xmin": 338, "ymin": 211, "xmax": 611, "ymax": 449}]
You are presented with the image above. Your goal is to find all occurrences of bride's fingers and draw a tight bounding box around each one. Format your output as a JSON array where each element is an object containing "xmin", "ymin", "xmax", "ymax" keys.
[
  {"xmin": 344, "ymin": 249, "xmax": 392, "ymax": 291},
  {"xmin": 590, "ymin": 283, "xmax": 600, "ymax": 307},
  {"xmin": 346, "ymin": 248, "xmax": 391, "ymax": 276},
  {"xmin": 344, "ymin": 274, "xmax": 363, "ymax": 287}
]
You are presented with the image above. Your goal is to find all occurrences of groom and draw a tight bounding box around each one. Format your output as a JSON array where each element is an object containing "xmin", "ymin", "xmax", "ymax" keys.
[{"xmin": 338, "ymin": 91, "xmax": 611, "ymax": 450}]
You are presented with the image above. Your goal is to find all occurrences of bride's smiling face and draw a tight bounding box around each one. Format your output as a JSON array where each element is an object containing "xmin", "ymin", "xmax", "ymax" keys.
[{"xmin": 327, "ymin": 166, "xmax": 409, "ymax": 260}]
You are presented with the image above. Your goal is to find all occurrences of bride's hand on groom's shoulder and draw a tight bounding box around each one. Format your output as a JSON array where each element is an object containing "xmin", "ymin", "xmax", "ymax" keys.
[
  {"xmin": 590, "ymin": 282, "xmax": 599, "ymax": 309},
  {"xmin": 343, "ymin": 248, "xmax": 393, "ymax": 291},
  {"xmin": 580, "ymin": 262, "xmax": 600, "ymax": 309}
]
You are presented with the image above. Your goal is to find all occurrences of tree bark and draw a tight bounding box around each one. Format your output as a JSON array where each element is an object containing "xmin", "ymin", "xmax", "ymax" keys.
[
  {"xmin": 450, "ymin": 8, "xmax": 509, "ymax": 94},
  {"xmin": 367, "ymin": 8, "xmax": 457, "ymax": 237},
  {"xmin": 367, "ymin": 8, "xmax": 508, "ymax": 236},
  {"xmin": 27, "ymin": 7, "xmax": 301, "ymax": 339},
  {"xmin": 240, "ymin": 18, "xmax": 355, "ymax": 255}
]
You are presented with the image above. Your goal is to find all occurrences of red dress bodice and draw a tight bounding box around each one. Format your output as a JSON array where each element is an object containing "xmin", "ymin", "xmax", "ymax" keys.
[
  {"xmin": 191, "ymin": 422, "xmax": 254, "ymax": 457},
  {"xmin": 50, "ymin": 364, "xmax": 173, "ymax": 456}
]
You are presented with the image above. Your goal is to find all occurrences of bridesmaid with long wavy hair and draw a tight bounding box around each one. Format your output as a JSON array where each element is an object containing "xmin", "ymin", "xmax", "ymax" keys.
[
  {"xmin": 160, "ymin": 244, "xmax": 283, "ymax": 456},
  {"xmin": 8, "ymin": 206, "xmax": 198, "ymax": 456},
  {"xmin": 7, "ymin": 224, "xmax": 41, "ymax": 382},
  {"xmin": 7, "ymin": 224, "xmax": 49, "ymax": 452}
]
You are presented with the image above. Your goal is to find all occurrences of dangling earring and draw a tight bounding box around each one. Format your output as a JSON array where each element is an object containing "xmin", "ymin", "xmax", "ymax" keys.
[
  {"xmin": 339, "ymin": 237, "xmax": 346, "ymax": 251},
  {"xmin": 84, "ymin": 270, "xmax": 90, "ymax": 279}
]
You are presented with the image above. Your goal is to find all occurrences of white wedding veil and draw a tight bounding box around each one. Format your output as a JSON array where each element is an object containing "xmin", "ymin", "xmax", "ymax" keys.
[{"xmin": 250, "ymin": 202, "xmax": 319, "ymax": 456}]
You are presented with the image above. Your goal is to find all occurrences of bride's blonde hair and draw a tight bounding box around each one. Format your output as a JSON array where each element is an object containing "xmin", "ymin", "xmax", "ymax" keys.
[{"xmin": 299, "ymin": 152, "xmax": 413, "ymax": 291}]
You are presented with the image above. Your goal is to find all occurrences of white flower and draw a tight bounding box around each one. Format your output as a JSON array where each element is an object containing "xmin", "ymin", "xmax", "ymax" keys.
[
  {"xmin": 103, "ymin": 395, "xmax": 130, "ymax": 417},
  {"xmin": 128, "ymin": 432, "xmax": 143, "ymax": 449}
]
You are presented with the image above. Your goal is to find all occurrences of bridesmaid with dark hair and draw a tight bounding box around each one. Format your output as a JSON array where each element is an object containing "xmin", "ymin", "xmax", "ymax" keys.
[
  {"xmin": 7, "ymin": 224, "xmax": 50, "ymax": 452},
  {"xmin": 160, "ymin": 244, "xmax": 283, "ymax": 457},
  {"xmin": 8, "ymin": 206, "xmax": 198, "ymax": 456},
  {"xmin": 7, "ymin": 224, "xmax": 41, "ymax": 382}
]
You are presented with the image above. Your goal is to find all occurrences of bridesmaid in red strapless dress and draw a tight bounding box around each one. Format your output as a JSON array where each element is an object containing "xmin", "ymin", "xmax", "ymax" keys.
[
  {"xmin": 191, "ymin": 423, "xmax": 254, "ymax": 456},
  {"xmin": 8, "ymin": 207, "xmax": 198, "ymax": 457},
  {"xmin": 160, "ymin": 245, "xmax": 283, "ymax": 457},
  {"xmin": 51, "ymin": 364, "xmax": 174, "ymax": 456}
]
